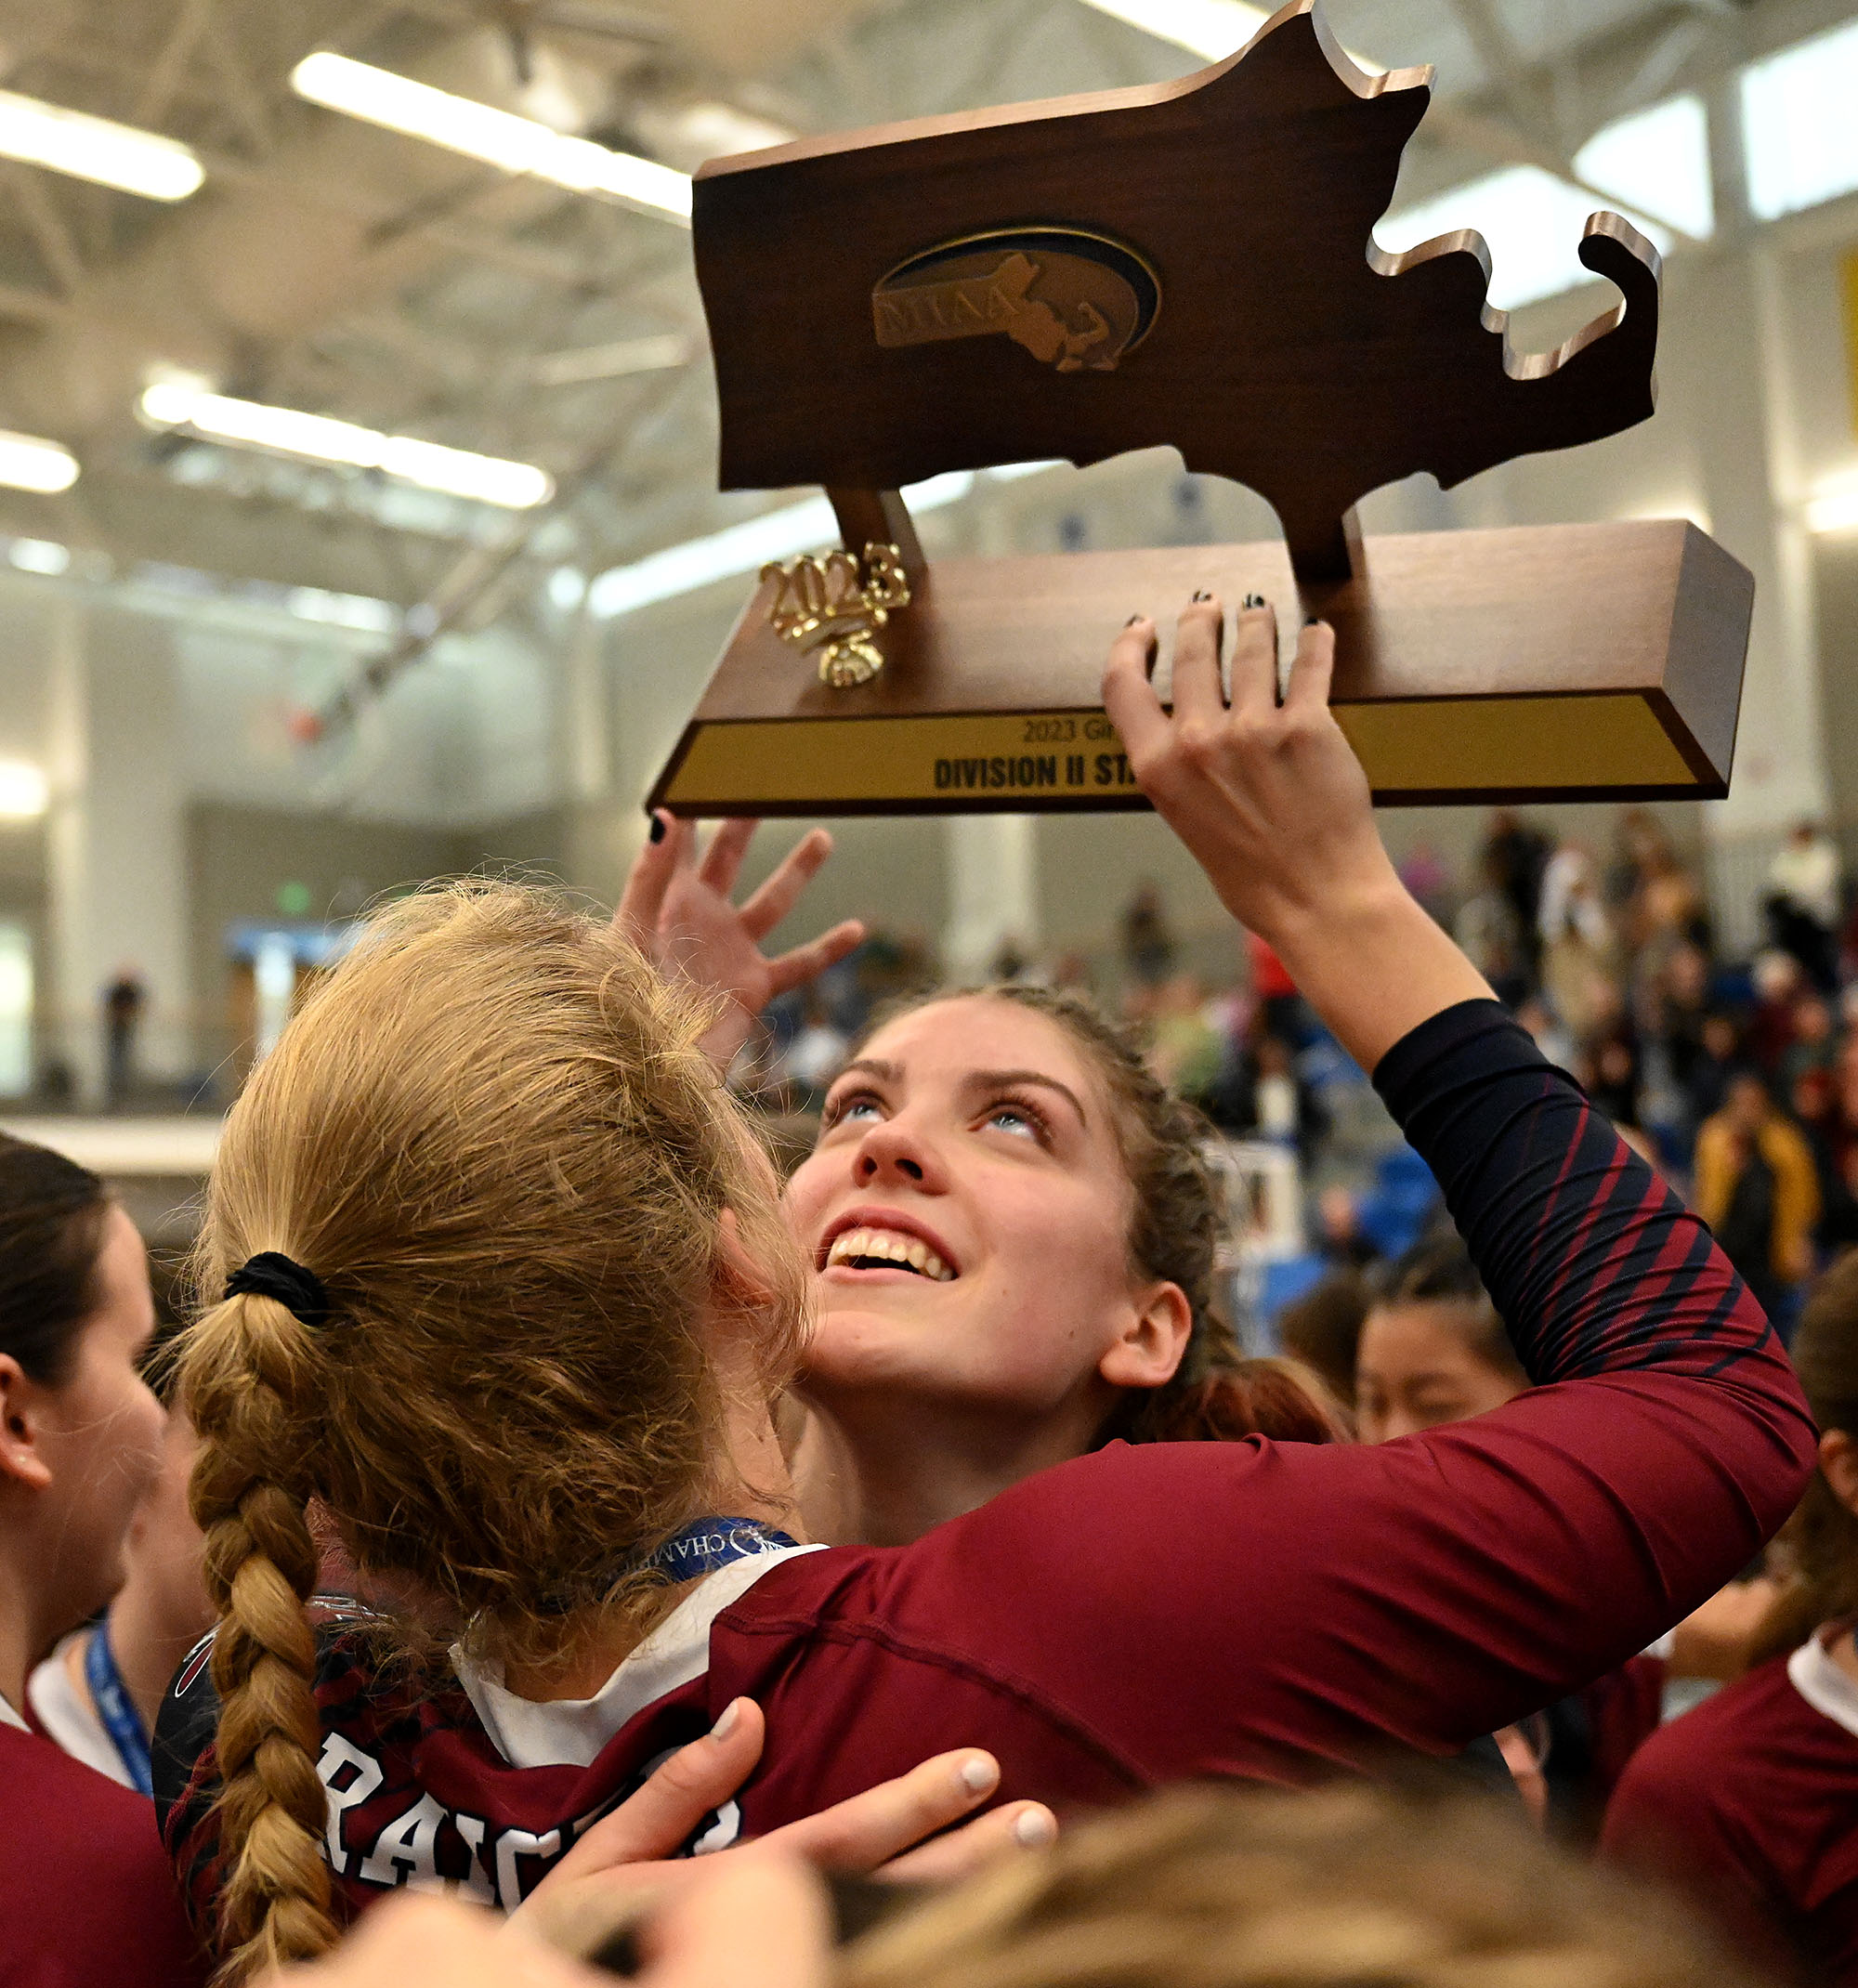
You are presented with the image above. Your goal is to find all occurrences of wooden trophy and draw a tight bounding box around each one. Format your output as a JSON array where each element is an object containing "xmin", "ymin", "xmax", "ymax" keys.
[{"xmin": 648, "ymin": 0, "xmax": 1752, "ymax": 816}]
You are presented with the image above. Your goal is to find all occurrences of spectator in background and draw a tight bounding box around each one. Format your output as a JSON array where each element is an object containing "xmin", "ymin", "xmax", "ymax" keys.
[
  {"xmin": 988, "ymin": 935, "xmax": 1034, "ymax": 984},
  {"xmin": 1788, "ymin": 1066, "xmax": 1858, "ymax": 1253},
  {"xmin": 1394, "ymin": 842, "xmax": 1454, "ymax": 928},
  {"xmin": 1606, "ymin": 807, "xmax": 1669, "ymax": 909},
  {"xmin": 1482, "ymin": 810, "xmax": 1551, "ymax": 981},
  {"xmin": 1746, "ymin": 950, "xmax": 1804, "ymax": 1078},
  {"xmin": 1612, "ymin": 813, "xmax": 1710, "ymax": 969},
  {"xmin": 1582, "ymin": 1029, "xmax": 1643, "ymax": 1135},
  {"xmin": 1145, "ymin": 974, "xmax": 1224, "ymax": 1104},
  {"xmin": 1120, "ymin": 881, "xmax": 1175, "ymax": 987},
  {"xmin": 1254, "ymin": 1033, "xmax": 1328, "ymax": 1169},
  {"xmin": 1694, "ymin": 1071, "xmax": 1820, "ymax": 1335},
  {"xmin": 1276, "ymin": 1265, "xmax": 1370, "ymax": 1411},
  {"xmin": 779, "ymin": 991, "xmax": 850, "ymax": 1110},
  {"xmin": 1455, "ymin": 852, "xmax": 1530, "ymax": 1008},
  {"xmin": 1244, "ymin": 928, "xmax": 1311, "ymax": 1045},
  {"xmin": 102, "ymin": 966, "xmax": 145, "ymax": 1111},
  {"xmin": 1514, "ymin": 994, "xmax": 1576, "ymax": 1074},
  {"xmin": 1648, "ymin": 943, "xmax": 1712, "ymax": 1094},
  {"xmin": 1539, "ymin": 843, "xmax": 1620, "ymax": 1044},
  {"xmin": 1312, "ymin": 1184, "xmax": 1380, "ymax": 1271},
  {"xmin": 1766, "ymin": 819, "xmax": 1843, "ymax": 992},
  {"xmin": 1683, "ymin": 1012, "xmax": 1743, "ymax": 1145},
  {"xmin": 1779, "ymin": 988, "xmax": 1836, "ymax": 1093}
]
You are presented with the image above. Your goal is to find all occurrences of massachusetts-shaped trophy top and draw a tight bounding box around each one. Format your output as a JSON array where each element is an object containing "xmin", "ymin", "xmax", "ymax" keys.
[{"xmin": 693, "ymin": 0, "xmax": 1659, "ymax": 581}]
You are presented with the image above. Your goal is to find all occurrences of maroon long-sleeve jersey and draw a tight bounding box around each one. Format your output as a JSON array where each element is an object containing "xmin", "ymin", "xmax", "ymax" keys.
[
  {"xmin": 1, "ymin": 1719, "xmax": 205, "ymax": 1988},
  {"xmin": 1603, "ymin": 1629, "xmax": 1858, "ymax": 1983},
  {"xmin": 154, "ymin": 1001, "xmax": 1816, "ymax": 1928}
]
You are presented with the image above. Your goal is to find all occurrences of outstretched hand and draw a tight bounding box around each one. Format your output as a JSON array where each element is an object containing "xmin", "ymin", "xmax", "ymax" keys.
[
  {"xmin": 1102, "ymin": 597, "xmax": 1490, "ymax": 1073},
  {"xmin": 616, "ymin": 817, "xmax": 865, "ymax": 1069}
]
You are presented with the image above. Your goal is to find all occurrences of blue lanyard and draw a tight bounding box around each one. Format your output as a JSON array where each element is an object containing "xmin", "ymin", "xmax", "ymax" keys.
[
  {"xmin": 541, "ymin": 1518, "xmax": 801, "ymax": 1613},
  {"xmin": 644, "ymin": 1518, "xmax": 799, "ymax": 1581},
  {"xmin": 84, "ymin": 1620, "xmax": 152, "ymax": 1797}
]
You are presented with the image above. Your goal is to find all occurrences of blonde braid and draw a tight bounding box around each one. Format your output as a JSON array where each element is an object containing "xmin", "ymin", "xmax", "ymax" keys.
[{"xmin": 184, "ymin": 1288, "xmax": 336, "ymax": 1984}]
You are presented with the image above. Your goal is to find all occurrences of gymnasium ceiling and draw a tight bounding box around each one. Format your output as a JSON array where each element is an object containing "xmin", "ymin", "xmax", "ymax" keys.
[{"xmin": 0, "ymin": 0, "xmax": 1845, "ymax": 662}]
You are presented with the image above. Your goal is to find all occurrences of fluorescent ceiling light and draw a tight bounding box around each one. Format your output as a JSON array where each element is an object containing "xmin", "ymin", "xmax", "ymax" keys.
[
  {"xmin": 0, "ymin": 762, "xmax": 48, "ymax": 818},
  {"xmin": 533, "ymin": 334, "xmax": 690, "ymax": 387},
  {"xmin": 1574, "ymin": 96, "xmax": 1712, "ymax": 240},
  {"xmin": 7, "ymin": 537, "xmax": 69, "ymax": 575},
  {"xmin": 1807, "ymin": 477, "xmax": 1858, "ymax": 534},
  {"xmin": 1742, "ymin": 18, "xmax": 1858, "ymax": 222},
  {"xmin": 1076, "ymin": 0, "xmax": 1382, "ymax": 75},
  {"xmin": 1077, "ymin": 0, "xmax": 1264, "ymax": 60},
  {"xmin": 285, "ymin": 586, "xmax": 399, "ymax": 634},
  {"xmin": 140, "ymin": 382, "xmax": 553, "ymax": 509},
  {"xmin": 0, "ymin": 89, "xmax": 203, "ymax": 201},
  {"xmin": 0, "ymin": 430, "xmax": 77, "ymax": 494},
  {"xmin": 591, "ymin": 471, "xmax": 980, "ymax": 619},
  {"xmin": 1378, "ymin": 166, "xmax": 1668, "ymax": 311},
  {"xmin": 291, "ymin": 51, "xmax": 691, "ymax": 225}
]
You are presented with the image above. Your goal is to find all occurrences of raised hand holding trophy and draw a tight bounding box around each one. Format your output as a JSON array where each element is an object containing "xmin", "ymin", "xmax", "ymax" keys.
[{"xmin": 649, "ymin": 0, "xmax": 1751, "ymax": 816}]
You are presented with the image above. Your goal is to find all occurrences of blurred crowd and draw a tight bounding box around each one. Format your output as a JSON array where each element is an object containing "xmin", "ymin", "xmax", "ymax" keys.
[{"xmin": 743, "ymin": 806, "xmax": 1858, "ymax": 1342}]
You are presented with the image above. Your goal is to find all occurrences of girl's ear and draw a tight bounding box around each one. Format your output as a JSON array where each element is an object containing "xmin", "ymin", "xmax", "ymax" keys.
[
  {"xmin": 0, "ymin": 1354, "xmax": 55, "ymax": 1492},
  {"xmin": 1821, "ymin": 1428, "xmax": 1858, "ymax": 1519},
  {"xmin": 1098, "ymin": 1282, "xmax": 1193, "ymax": 1392}
]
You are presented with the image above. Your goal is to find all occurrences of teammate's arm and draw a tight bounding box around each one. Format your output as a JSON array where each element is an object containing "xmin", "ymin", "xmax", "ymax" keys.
[
  {"xmin": 614, "ymin": 817, "xmax": 864, "ymax": 1069},
  {"xmin": 515, "ymin": 1696, "xmax": 1053, "ymax": 1950}
]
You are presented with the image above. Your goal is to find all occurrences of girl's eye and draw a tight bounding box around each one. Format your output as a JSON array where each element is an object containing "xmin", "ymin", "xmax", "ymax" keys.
[
  {"xmin": 826, "ymin": 1093, "xmax": 883, "ymax": 1127},
  {"xmin": 984, "ymin": 1105, "xmax": 1041, "ymax": 1141}
]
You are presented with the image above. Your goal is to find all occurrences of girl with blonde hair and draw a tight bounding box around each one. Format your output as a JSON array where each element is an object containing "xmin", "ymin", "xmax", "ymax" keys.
[{"xmin": 159, "ymin": 602, "xmax": 1812, "ymax": 1983}]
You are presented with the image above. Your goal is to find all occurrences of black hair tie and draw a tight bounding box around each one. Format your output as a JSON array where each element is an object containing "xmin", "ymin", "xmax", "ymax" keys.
[{"xmin": 224, "ymin": 1251, "xmax": 331, "ymax": 1329}]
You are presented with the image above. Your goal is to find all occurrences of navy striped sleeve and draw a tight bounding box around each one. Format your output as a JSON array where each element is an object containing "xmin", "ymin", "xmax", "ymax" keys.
[{"xmin": 1375, "ymin": 998, "xmax": 1775, "ymax": 1384}]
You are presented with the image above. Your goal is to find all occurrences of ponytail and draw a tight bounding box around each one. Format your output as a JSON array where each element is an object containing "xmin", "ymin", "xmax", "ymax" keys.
[
  {"xmin": 1141, "ymin": 1357, "xmax": 1350, "ymax": 1445},
  {"xmin": 184, "ymin": 1288, "xmax": 336, "ymax": 1983},
  {"xmin": 1746, "ymin": 1482, "xmax": 1858, "ymax": 1667}
]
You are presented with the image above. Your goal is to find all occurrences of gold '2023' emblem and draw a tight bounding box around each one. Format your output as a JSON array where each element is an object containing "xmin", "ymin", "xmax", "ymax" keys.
[{"xmin": 871, "ymin": 227, "xmax": 1160, "ymax": 374}]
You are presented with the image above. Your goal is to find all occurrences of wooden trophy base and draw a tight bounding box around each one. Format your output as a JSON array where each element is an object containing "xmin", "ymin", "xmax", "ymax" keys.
[{"xmin": 648, "ymin": 518, "xmax": 1751, "ymax": 816}]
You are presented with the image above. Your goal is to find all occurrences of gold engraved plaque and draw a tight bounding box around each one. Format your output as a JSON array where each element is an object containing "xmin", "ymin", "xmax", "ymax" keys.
[{"xmin": 871, "ymin": 228, "xmax": 1161, "ymax": 374}]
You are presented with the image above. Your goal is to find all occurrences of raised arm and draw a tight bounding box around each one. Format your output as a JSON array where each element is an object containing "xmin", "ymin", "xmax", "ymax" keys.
[
  {"xmin": 1101, "ymin": 597, "xmax": 1490, "ymax": 1071},
  {"xmin": 1065, "ymin": 598, "xmax": 1820, "ymax": 1765},
  {"xmin": 615, "ymin": 816, "xmax": 865, "ymax": 1069}
]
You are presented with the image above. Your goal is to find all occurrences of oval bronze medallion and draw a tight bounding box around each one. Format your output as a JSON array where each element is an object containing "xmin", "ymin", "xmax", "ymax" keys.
[{"xmin": 871, "ymin": 227, "xmax": 1160, "ymax": 373}]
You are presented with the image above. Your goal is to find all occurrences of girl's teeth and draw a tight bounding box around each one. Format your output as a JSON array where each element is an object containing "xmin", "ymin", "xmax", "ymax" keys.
[{"xmin": 826, "ymin": 1227, "xmax": 955, "ymax": 1279}]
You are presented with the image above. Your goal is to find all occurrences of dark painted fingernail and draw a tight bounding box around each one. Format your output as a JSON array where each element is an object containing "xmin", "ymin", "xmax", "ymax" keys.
[
  {"xmin": 1304, "ymin": 615, "xmax": 1319, "ymax": 626},
  {"xmin": 649, "ymin": 814, "xmax": 666, "ymax": 844},
  {"xmin": 1144, "ymin": 633, "xmax": 1160, "ymax": 678},
  {"xmin": 1243, "ymin": 593, "xmax": 1266, "ymax": 609},
  {"xmin": 1125, "ymin": 612, "xmax": 1145, "ymax": 626},
  {"xmin": 1190, "ymin": 589, "xmax": 1213, "ymax": 603}
]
